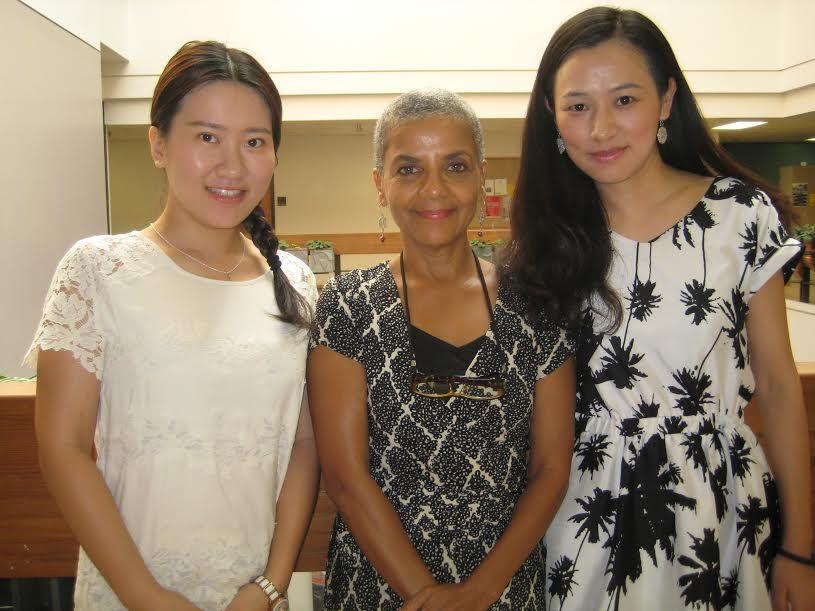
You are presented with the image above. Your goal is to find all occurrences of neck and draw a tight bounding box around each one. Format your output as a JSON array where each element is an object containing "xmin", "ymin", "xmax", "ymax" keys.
[
  {"xmin": 596, "ymin": 151, "xmax": 680, "ymax": 218},
  {"xmin": 152, "ymin": 205, "xmax": 243, "ymax": 259},
  {"xmin": 401, "ymin": 237, "xmax": 476, "ymax": 285}
]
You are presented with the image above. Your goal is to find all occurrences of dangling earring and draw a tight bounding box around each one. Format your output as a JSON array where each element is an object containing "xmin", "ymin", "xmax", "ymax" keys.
[
  {"xmin": 378, "ymin": 206, "xmax": 387, "ymax": 243},
  {"xmin": 477, "ymin": 187, "xmax": 486, "ymax": 237},
  {"xmin": 657, "ymin": 120, "xmax": 668, "ymax": 145},
  {"xmin": 556, "ymin": 132, "xmax": 566, "ymax": 155}
]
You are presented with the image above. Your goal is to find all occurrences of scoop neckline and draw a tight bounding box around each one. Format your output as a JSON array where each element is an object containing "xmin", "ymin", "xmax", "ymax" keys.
[
  {"xmin": 132, "ymin": 230, "xmax": 272, "ymax": 286},
  {"xmin": 609, "ymin": 177, "xmax": 719, "ymax": 245}
]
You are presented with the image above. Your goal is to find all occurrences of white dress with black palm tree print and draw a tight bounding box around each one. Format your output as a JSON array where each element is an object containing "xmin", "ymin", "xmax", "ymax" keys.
[
  {"xmin": 310, "ymin": 263, "xmax": 573, "ymax": 610},
  {"xmin": 544, "ymin": 177, "xmax": 800, "ymax": 611}
]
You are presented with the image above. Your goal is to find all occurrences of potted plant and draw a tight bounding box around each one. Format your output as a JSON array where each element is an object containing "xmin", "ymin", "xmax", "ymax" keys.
[
  {"xmin": 470, "ymin": 238, "xmax": 493, "ymax": 262},
  {"xmin": 278, "ymin": 240, "xmax": 308, "ymax": 264},
  {"xmin": 792, "ymin": 224, "xmax": 815, "ymax": 271},
  {"xmin": 306, "ymin": 239, "xmax": 335, "ymax": 273},
  {"xmin": 490, "ymin": 238, "xmax": 506, "ymax": 264}
]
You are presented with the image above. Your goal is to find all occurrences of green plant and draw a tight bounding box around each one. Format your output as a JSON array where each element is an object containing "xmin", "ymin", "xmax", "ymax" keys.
[
  {"xmin": 0, "ymin": 374, "xmax": 36, "ymax": 382},
  {"xmin": 469, "ymin": 238, "xmax": 489, "ymax": 249},
  {"xmin": 792, "ymin": 224, "xmax": 815, "ymax": 244},
  {"xmin": 278, "ymin": 240, "xmax": 290, "ymax": 250},
  {"xmin": 306, "ymin": 239, "xmax": 333, "ymax": 250},
  {"xmin": 490, "ymin": 238, "xmax": 505, "ymax": 247}
]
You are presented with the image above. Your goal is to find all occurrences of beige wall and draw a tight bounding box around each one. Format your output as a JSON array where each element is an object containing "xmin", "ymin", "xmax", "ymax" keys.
[
  {"xmin": 108, "ymin": 132, "xmax": 165, "ymax": 234},
  {"xmin": 2, "ymin": 0, "xmax": 108, "ymax": 377}
]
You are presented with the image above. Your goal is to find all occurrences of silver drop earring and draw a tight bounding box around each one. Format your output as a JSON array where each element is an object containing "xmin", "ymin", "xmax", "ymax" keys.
[
  {"xmin": 657, "ymin": 120, "xmax": 668, "ymax": 145},
  {"xmin": 556, "ymin": 132, "xmax": 566, "ymax": 155},
  {"xmin": 378, "ymin": 206, "xmax": 387, "ymax": 243}
]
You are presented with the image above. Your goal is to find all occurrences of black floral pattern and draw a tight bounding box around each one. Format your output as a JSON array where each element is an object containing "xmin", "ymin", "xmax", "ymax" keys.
[{"xmin": 544, "ymin": 178, "xmax": 800, "ymax": 610}]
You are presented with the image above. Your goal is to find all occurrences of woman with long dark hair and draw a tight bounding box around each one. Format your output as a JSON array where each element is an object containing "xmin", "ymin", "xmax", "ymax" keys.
[
  {"xmin": 26, "ymin": 41, "xmax": 318, "ymax": 610},
  {"xmin": 505, "ymin": 7, "xmax": 814, "ymax": 610}
]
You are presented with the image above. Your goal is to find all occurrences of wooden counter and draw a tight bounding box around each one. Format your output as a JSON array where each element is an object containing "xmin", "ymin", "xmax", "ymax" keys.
[{"xmin": 2, "ymin": 366, "xmax": 814, "ymax": 578}]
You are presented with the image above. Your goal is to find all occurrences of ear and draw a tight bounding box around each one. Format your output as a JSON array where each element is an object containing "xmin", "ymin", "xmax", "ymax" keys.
[
  {"xmin": 372, "ymin": 167, "xmax": 386, "ymax": 206},
  {"xmin": 660, "ymin": 77, "xmax": 677, "ymax": 121},
  {"xmin": 148, "ymin": 126, "xmax": 167, "ymax": 169}
]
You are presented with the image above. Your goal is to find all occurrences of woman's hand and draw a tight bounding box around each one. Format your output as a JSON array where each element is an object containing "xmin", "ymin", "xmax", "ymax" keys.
[
  {"xmin": 771, "ymin": 556, "xmax": 815, "ymax": 611},
  {"xmin": 401, "ymin": 582, "xmax": 495, "ymax": 611},
  {"xmin": 223, "ymin": 582, "xmax": 272, "ymax": 611}
]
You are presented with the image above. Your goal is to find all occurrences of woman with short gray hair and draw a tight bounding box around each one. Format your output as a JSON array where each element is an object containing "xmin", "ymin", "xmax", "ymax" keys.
[{"xmin": 308, "ymin": 89, "xmax": 575, "ymax": 610}]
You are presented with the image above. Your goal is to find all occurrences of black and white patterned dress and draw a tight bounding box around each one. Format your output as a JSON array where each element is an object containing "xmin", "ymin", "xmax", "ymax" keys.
[
  {"xmin": 544, "ymin": 177, "xmax": 801, "ymax": 610},
  {"xmin": 311, "ymin": 263, "xmax": 573, "ymax": 610}
]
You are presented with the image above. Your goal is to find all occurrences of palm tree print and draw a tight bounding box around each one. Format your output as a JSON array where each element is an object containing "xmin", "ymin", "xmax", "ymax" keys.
[
  {"xmin": 604, "ymin": 435, "xmax": 697, "ymax": 607},
  {"xmin": 757, "ymin": 474, "xmax": 781, "ymax": 589},
  {"xmin": 548, "ymin": 555, "xmax": 577, "ymax": 608},
  {"xmin": 720, "ymin": 569, "xmax": 739, "ymax": 609},
  {"xmin": 738, "ymin": 222, "xmax": 758, "ymax": 266},
  {"xmin": 677, "ymin": 528, "xmax": 722, "ymax": 610},
  {"xmin": 729, "ymin": 432, "xmax": 754, "ymax": 482},
  {"xmin": 660, "ymin": 416, "xmax": 688, "ymax": 435},
  {"xmin": 626, "ymin": 277, "xmax": 662, "ymax": 321},
  {"xmin": 668, "ymin": 367, "xmax": 714, "ymax": 415},
  {"xmin": 633, "ymin": 396, "xmax": 659, "ymax": 419},
  {"xmin": 680, "ymin": 280, "xmax": 718, "ymax": 325},
  {"xmin": 719, "ymin": 289, "xmax": 748, "ymax": 369},
  {"xmin": 706, "ymin": 178, "xmax": 763, "ymax": 208},
  {"xmin": 576, "ymin": 434, "xmax": 612, "ymax": 479},
  {"xmin": 671, "ymin": 202, "xmax": 715, "ymax": 250},
  {"xmin": 736, "ymin": 496, "xmax": 768, "ymax": 557},
  {"xmin": 570, "ymin": 488, "xmax": 617, "ymax": 550},
  {"xmin": 757, "ymin": 226, "xmax": 788, "ymax": 268},
  {"xmin": 594, "ymin": 336, "xmax": 646, "ymax": 389}
]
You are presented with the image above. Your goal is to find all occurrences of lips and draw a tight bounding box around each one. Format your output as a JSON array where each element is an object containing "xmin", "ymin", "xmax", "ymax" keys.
[
  {"xmin": 590, "ymin": 147, "xmax": 626, "ymax": 163},
  {"xmin": 415, "ymin": 208, "xmax": 455, "ymax": 220},
  {"xmin": 206, "ymin": 186, "xmax": 247, "ymax": 204}
]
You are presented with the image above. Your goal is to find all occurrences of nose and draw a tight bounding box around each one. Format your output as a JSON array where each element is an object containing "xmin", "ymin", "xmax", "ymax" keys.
[
  {"xmin": 591, "ymin": 106, "xmax": 617, "ymax": 142},
  {"xmin": 418, "ymin": 166, "xmax": 446, "ymax": 199},
  {"xmin": 218, "ymin": 142, "xmax": 246, "ymax": 178}
]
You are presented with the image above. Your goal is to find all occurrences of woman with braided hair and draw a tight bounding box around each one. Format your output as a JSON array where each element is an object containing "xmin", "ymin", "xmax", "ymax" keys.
[{"xmin": 26, "ymin": 41, "xmax": 318, "ymax": 610}]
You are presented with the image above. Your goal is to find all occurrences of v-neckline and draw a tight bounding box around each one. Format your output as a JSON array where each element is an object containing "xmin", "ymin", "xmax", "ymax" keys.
[{"xmin": 382, "ymin": 262, "xmax": 501, "ymax": 375}]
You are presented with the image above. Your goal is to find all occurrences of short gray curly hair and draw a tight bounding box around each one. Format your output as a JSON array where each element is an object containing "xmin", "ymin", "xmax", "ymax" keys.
[{"xmin": 373, "ymin": 88, "xmax": 485, "ymax": 171}]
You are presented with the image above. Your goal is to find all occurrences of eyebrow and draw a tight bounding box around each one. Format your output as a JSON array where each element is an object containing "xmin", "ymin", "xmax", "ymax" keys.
[
  {"xmin": 391, "ymin": 150, "xmax": 473, "ymax": 163},
  {"xmin": 186, "ymin": 120, "xmax": 272, "ymax": 135},
  {"xmin": 560, "ymin": 83, "xmax": 644, "ymax": 98}
]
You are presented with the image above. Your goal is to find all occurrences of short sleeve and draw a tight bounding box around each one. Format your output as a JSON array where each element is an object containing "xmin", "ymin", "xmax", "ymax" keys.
[
  {"xmin": 309, "ymin": 275, "xmax": 364, "ymax": 362},
  {"xmin": 535, "ymin": 320, "xmax": 575, "ymax": 379},
  {"xmin": 744, "ymin": 192, "xmax": 801, "ymax": 301},
  {"xmin": 23, "ymin": 241, "xmax": 105, "ymax": 378}
]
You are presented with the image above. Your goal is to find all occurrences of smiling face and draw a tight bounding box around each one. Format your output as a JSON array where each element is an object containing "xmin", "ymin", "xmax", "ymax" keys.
[
  {"xmin": 373, "ymin": 116, "xmax": 485, "ymax": 250},
  {"xmin": 553, "ymin": 38, "xmax": 675, "ymax": 189},
  {"xmin": 148, "ymin": 80, "xmax": 277, "ymax": 230}
]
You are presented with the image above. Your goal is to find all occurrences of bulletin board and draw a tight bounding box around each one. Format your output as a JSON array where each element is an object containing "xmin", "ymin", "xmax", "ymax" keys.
[{"xmin": 469, "ymin": 157, "xmax": 520, "ymax": 231}]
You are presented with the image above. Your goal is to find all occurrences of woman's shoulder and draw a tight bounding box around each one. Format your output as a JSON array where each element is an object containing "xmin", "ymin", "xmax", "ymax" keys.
[
  {"xmin": 704, "ymin": 176, "xmax": 774, "ymax": 210},
  {"xmin": 277, "ymin": 249, "xmax": 316, "ymax": 292},
  {"xmin": 57, "ymin": 231, "xmax": 156, "ymax": 276},
  {"xmin": 324, "ymin": 262, "xmax": 391, "ymax": 298}
]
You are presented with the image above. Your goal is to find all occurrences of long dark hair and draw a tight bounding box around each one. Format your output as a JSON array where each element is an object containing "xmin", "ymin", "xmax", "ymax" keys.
[
  {"xmin": 504, "ymin": 7, "xmax": 793, "ymax": 331},
  {"xmin": 151, "ymin": 40, "xmax": 309, "ymax": 327}
]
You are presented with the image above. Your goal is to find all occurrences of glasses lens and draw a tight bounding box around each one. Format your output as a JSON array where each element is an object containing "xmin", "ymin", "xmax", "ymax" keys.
[
  {"xmin": 456, "ymin": 382, "xmax": 504, "ymax": 400},
  {"xmin": 413, "ymin": 379, "xmax": 453, "ymax": 397}
]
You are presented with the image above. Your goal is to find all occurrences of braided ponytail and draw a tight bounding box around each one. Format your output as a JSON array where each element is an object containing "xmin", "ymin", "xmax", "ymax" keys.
[{"xmin": 243, "ymin": 206, "xmax": 311, "ymax": 328}]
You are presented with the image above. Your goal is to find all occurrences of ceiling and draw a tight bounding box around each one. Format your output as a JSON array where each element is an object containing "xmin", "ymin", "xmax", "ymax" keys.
[{"xmin": 107, "ymin": 112, "xmax": 815, "ymax": 143}]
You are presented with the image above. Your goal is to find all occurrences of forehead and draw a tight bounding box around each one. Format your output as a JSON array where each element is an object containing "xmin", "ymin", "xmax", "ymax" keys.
[
  {"xmin": 385, "ymin": 116, "xmax": 477, "ymax": 157},
  {"xmin": 174, "ymin": 80, "xmax": 272, "ymax": 126},
  {"xmin": 554, "ymin": 39, "xmax": 654, "ymax": 93}
]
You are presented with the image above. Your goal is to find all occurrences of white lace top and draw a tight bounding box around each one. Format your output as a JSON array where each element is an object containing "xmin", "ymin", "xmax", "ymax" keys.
[{"xmin": 25, "ymin": 232, "xmax": 317, "ymax": 611}]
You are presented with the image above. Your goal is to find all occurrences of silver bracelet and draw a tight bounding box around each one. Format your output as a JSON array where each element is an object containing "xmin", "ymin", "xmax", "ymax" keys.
[{"xmin": 253, "ymin": 575, "xmax": 288, "ymax": 609}]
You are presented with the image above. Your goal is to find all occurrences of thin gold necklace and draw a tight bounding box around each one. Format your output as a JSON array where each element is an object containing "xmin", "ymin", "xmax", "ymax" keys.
[{"xmin": 150, "ymin": 223, "xmax": 246, "ymax": 280}]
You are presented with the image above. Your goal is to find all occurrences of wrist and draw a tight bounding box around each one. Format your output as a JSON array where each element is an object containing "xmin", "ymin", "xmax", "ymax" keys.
[
  {"xmin": 781, "ymin": 536, "xmax": 814, "ymax": 557},
  {"xmin": 466, "ymin": 570, "xmax": 505, "ymax": 604}
]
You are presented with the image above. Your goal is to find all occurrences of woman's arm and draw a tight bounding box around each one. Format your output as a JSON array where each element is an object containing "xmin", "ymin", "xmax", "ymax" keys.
[
  {"xmin": 405, "ymin": 358, "xmax": 576, "ymax": 611},
  {"xmin": 36, "ymin": 349, "xmax": 198, "ymax": 610},
  {"xmin": 746, "ymin": 271, "xmax": 814, "ymax": 611},
  {"xmin": 227, "ymin": 392, "xmax": 320, "ymax": 610},
  {"xmin": 307, "ymin": 345, "xmax": 437, "ymax": 600}
]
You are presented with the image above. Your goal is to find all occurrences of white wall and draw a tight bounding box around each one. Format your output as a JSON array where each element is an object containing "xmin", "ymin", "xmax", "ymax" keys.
[
  {"xmin": 1, "ymin": 0, "xmax": 108, "ymax": 376},
  {"xmin": 100, "ymin": 0, "xmax": 815, "ymax": 124}
]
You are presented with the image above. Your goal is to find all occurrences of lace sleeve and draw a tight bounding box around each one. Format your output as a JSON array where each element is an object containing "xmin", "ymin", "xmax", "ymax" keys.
[{"xmin": 23, "ymin": 241, "xmax": 105, "ymax": 379}]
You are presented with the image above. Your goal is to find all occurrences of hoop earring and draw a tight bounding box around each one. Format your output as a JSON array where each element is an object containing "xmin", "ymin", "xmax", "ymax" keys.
[
  {"xmin": 556, "ymin": 132, "xmax": 566, "ymax": 155},
  {"xmin": 378, "ymin": 206, "xmax": 387, "ymax": 243},
  {"xmin": 657, "ymin": 120, "xmax": 668, "ymax": 145}
]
